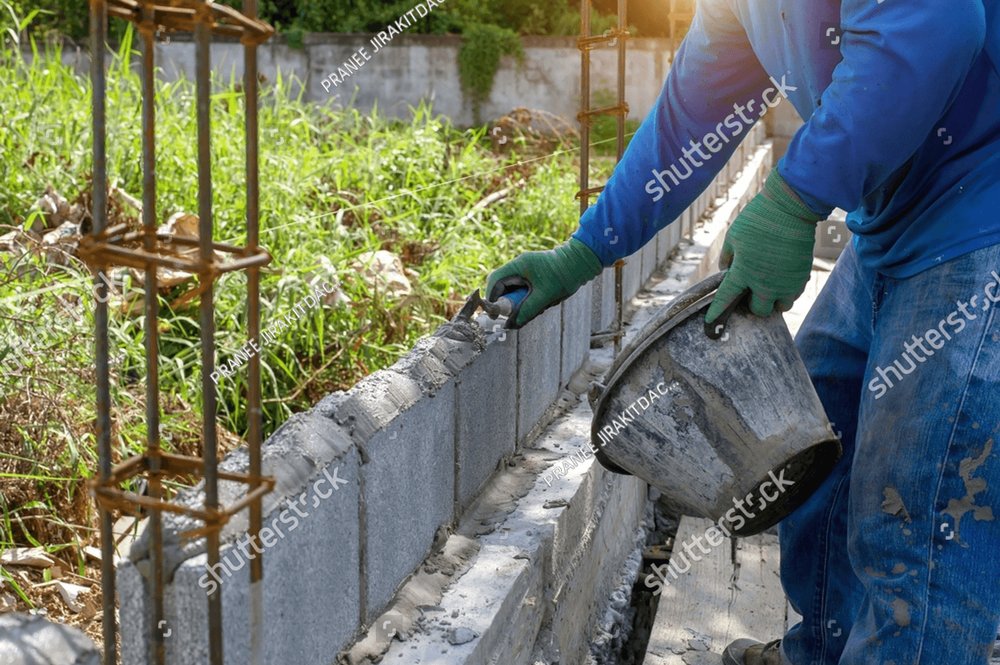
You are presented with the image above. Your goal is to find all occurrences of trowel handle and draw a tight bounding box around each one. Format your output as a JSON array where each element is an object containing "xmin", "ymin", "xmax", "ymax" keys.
[{"xmin": 491, "ymin": 287, "xmax": 529, "ymax": 317}]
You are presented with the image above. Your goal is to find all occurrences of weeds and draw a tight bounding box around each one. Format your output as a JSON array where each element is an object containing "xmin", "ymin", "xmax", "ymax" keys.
[{"xmin": 0, "ymin": 7, "xmax": 617, "ymax": 564}]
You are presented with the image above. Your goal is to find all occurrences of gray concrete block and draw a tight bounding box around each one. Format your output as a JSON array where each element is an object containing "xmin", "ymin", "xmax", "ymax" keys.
[
  {"xmin": 118, "ymin": 561, "xmax": 150, "ymax": 665},
  {"xmin": 590, "ymin": 267, "xmax": 615, "ymax": 335},
  {"xmin": 119, "ymin": 413, "xmax": 363, "ymax": 665},
  {"xmin": 517, "ymin": 305, "xmax": 562, "ymax": 443},
  {"xmin": 656, "ymin": 225, "xmax": 671, "ymax": 266},
  {"xmin": 456, "ymin": 318, "xmax": 518, "ymax": 510},
  {"xmin": 323, "ymin": 369, "xmax": 424, "ymax": 441},
  {"xmin": 162, "ymin": 447, "xmax": 361, "ymax": 665},
  {"xmin": 560, "ymin": 281, "xmax": 592, "ymax": 385},
  {"xmin": 660, "ymin": 213, "xmax": 684, "ymax": 253},
  {"xmin": 622, "ymin": 253, "xmax": 642, "ymax": 302},
  {"xmin": 359, "ymin": 382, "xmax": 457, "ymax": 620},
  {"xmin": 640, "ymin": 236, "xmax": 658, "ymax": 283},
  {"xmin": 391, "ymin": 324, "xmax": 484, "ymax": 393},
  {"xmin": 1, "ymin": 614, "xmax": 100, "ymax": 665}
]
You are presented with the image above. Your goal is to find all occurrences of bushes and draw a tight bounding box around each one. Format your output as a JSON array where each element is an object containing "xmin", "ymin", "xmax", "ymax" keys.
[
  {"xmin": 21, "ymin": 0, "xmax": 619, "ymax": 42},
  {"xmin": 457, "ymin": 23, "xmax": 522, "ymax": 123}
]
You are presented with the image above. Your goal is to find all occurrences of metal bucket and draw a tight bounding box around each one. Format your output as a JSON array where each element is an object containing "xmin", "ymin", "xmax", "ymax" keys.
[{"xmin": 589, "ymin": 273, "xmax": 841, "ymax": 536}]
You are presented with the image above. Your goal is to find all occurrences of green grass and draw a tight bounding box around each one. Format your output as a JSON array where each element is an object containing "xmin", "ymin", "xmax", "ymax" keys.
[{"xmin": 0, "ymin": 12, "xmax": 620, "ymax": 551}]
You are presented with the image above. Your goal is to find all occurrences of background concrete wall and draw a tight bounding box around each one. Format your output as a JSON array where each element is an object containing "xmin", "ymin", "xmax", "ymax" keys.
[{"xmin": 53, "ymin": 34, "xmax": 672, "ymax": 125}]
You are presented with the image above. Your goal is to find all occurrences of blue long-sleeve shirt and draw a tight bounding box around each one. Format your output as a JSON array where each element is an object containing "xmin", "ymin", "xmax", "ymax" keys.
[{"xmin": 573, "ymin": 0, "xmax": 1000, "ymax": 278}]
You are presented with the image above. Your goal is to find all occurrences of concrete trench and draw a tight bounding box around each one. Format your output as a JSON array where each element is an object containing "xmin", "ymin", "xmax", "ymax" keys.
[{"xmin": 113, "ymin": 125, "xmax": 775, "ymax": 665}]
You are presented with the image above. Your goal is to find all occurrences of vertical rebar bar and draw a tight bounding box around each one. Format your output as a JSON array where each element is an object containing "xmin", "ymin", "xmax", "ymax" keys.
[
  {"xmin": 616, "ymin": 0, "xmax": 626, "ymax": 163},
  {"xmin": 194, "ymin": 10, "xmax": 224, "ymax": 665},
  {"xmin": 578, "ymin": 0, "xmax": 590, "ymax": 220},
  {"xmin": 138, "ymin": 4, "xmax": 166, "ymax": 664},
  {"xmin": 89, "ymin": 3, "xmax": 116, "ymax": 664},
  {"xmin": 613, "ymin": 0, "xmax": 627, "ymax": 356},
  {"xmin": 243, "ymin": 1, "xmax": 265, "ymax": 663}
]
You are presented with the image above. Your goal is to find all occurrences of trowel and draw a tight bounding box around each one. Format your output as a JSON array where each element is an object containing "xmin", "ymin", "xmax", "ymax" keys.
[{"xmin": 455, "ymin": 287, "xmax": 529, "ymax": 325}]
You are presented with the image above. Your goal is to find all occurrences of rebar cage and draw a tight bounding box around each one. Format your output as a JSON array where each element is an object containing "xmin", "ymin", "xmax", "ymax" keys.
[{"xmin": 86, "ymin": 2, "xmax": 274, "ymax": 664}]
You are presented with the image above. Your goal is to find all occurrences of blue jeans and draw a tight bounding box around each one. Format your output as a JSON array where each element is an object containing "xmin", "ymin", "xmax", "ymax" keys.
[{"xmin": 779, "ymin": 241, "xmax": 1000, "ymax": 665}]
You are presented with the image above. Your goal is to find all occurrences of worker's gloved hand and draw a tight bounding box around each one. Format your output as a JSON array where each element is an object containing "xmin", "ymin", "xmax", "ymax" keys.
[
  {"xmin": 705, "ymin": 169, "xmax": 824, "ymax": 328},
  {"xmin": 487, "ymin": 238, "xmax": 603, "ymax": 329}
]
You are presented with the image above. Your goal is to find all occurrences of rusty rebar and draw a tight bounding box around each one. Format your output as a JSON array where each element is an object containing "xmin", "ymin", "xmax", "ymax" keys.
[
  {"xmin": 614, "ymin": 0, "xmax": 627, "ymax": 356},
  {"xmin": 138, "ymin": 3, "xmax": 166, "ymax": 664},
  {"xmin": 87, "ymin": 3, "xmax": 274, "ymax": 662},
  {"xmin": 579, "ymin": 0, "xmax": 629, "ymax": 354},
  {"xmin": 192, "ymin": 7, "xmax": 224, "ymax": 663},
  {"xmin": 243, "ymin": 0, "xmax": 265, "ymax": 662},
  {"xmin": 88, "ymin": 2, "xmax": 116, "ymax": 664}
]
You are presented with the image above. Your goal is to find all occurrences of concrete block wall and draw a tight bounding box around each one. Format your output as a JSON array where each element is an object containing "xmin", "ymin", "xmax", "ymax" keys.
[
  {"xmin": 116, "ymin": 125, "xmax": 772, "ymax": 665},
  {"xmin": 48, "ymin": 34, "xmax": 673, "ymax": 126}
]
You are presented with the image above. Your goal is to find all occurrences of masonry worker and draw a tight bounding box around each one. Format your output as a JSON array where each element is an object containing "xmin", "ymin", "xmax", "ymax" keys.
[{"xmin": 487, "ymin": 1, "xmax": 1000, "ymax": 663}]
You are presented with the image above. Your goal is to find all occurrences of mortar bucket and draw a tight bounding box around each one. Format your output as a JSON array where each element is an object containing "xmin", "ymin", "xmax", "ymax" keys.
[{"xmin": 589, "ymin": 272, "xmax": 841, "ymax": 536}]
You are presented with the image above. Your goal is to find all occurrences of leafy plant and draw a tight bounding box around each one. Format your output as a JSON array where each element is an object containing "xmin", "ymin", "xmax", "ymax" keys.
[{"xmin": 457, "ymin": 23, "xmax": 523, "ymax": 124}]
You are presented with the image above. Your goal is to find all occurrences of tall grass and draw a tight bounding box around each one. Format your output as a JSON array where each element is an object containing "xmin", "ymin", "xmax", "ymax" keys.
[{"xmin": 0, "ymin": 6, "xmax": 616, "ymax": 552}]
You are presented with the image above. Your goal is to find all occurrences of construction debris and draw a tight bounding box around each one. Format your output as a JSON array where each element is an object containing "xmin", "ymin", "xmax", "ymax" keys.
[
  {"xmin": 351, "ymin": 249, "xmax": 412, "ymax": 298},
  {"xmin": 1, "ymin": 547, "xmax": 57, "ymax": 569}
]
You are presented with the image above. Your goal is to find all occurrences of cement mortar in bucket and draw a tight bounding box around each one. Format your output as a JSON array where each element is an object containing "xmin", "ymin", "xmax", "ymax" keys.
[{"xmin": 589, "ymin": 272, "xmax": 842, "ymax": 536}]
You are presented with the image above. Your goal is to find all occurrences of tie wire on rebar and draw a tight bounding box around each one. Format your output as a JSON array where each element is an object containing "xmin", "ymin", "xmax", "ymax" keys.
[{"xmin": 86, "ymin": 2, "xmax": 275, "ymax": 664}]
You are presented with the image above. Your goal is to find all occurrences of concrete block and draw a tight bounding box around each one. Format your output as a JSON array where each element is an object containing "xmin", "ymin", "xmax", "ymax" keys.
[
  {"xmin": 590, "ymin": 267, "xmax": 616, "ymax": 335},
  {"xmin": 120, "ymin": 412, "xmax": 363, "ymax": 665},
  {"xmin": 656, "ymin": 225, "xmax": 672, "ymax": 266},
  {"xmin": 1, "ymin": 614, "xmax": 100, "ymax": 665},
  {"xmin": 357, "ymin": 381, "xmax": 457, "ymax": 620},
  {"xmin": 641, "ymin": 236, "xmax": 658, "ymax": 283},
  {"xmin": 173, "ymin": 447, "xmax": 360, "ymax": 665},
  {"xmin": 622, "ymin": 253, "xmax": 642, "ymax": 302},
  {"xmin": 327, "ymin": 365, "xmax": 460, "ymax": 620},
  {"xmin": 324, "ymin": 369, "xmax": 423, "ymax": 440},
  {"xmin": 118, "ymin": 562, "xmax": 150, "ymax": 664},
  {"xmin": 549, "ymin": 473, "xmax": 647, "ymax": 663},
  {"xmin": 561, "ymin": 281, "xmax": 592, "ymax": 385},
  {"xmin": 673, "ymin": 209, "xmax": 685, "ymax": 243},
  {"xmin": 456, "ymin": 320, "xmax": 518, "ymax": 510},
  {"xmin": 771, "ymin": 135, "xmax": 792, "ymax": 162},
  {"xmin": 392, "ymin": 333, "xmax": 478, "ymax": 394},
  {"xmin": 517, "ymin": 305, "xmax": 562, "ymax": 443}
]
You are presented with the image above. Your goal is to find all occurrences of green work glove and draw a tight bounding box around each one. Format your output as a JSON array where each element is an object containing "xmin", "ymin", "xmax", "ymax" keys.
[
  {"xmin": 487, "ymin": 238, "xmax": 603, "ymax": 328},
  {"xmin": 705, "ymin": 169, "xmax": 824, "ymax": 327}
]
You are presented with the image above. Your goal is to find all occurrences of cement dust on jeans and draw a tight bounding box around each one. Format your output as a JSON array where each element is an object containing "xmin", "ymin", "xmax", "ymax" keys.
[{"xmin": 943, "ymin": 438, "xmax": 996, "ymax": 544}]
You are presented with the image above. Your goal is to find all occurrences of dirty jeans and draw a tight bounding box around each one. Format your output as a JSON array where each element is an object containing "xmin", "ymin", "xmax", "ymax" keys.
[{"xmin": 778, "ymin": 240, "xmax": 1000, "ymax": 665}]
